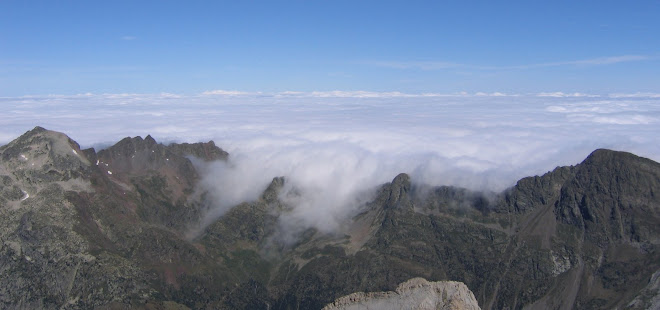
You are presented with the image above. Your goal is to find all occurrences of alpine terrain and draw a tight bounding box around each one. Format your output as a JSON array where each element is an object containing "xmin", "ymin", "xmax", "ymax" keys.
[{"xmin": 1, "ymin": 127, "xmax": 659, "ymax": 309}]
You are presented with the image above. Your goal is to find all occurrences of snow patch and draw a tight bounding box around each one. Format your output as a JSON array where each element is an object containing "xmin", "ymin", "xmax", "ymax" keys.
[
  {"xmin": 72, "ymin": 149, "xmax": 78, "ymax": 155},
  {"xmin": 20, "ymin": 190, "xmax": 29, "ymax": 201},
  {"xmin": 107, "ymin": 171, "xmax": 113, "ymax": 175}
]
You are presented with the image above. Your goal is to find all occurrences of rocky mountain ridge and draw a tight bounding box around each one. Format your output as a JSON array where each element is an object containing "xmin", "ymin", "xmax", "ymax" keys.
[{"xmin": 1, "ymin": 127, "xmax": 659, "ymax": 309}]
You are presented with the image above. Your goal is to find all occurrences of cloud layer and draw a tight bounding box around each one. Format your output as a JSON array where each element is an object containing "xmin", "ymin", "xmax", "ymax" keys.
[{"xmin": 3, "ymin": 90, "xmax": 660, "ymax": 231}]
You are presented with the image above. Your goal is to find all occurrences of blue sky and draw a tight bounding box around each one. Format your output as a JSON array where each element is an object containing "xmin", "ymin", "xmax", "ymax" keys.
[{"xmin": 1, "ymin": 1, "xmax": 659, "ymax": 95}]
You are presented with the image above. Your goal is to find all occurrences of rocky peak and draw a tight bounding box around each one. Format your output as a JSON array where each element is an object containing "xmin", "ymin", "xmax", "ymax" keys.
[
  {"xmin": 96, "ymin": 135, "xmax": 170, "ymax": 175},
  {"xmin": 386, "ymin": 173, "xmax": 412, "ymax": 210},
  {"xmin": 0, "ymin": 126, "xmax": 92, "ymax": 186},
  {"xmin": 575, "ymin": 149, "xmax": 660, "ymax": 187},
  {"xmin": 582, "ymin": 148, "xmax": 637, "ymax": 166},
  {"xmin": 555, "ymin": 149, "xmax": 660, "ymax": 244},
  {"xmin": 144, "ymin": 134, "xmax": 157, "ymax": 145},
  {"xmin": 1, "ymin": 126, "xmax": 90, "ymax": 166},
  {"xmin": 95, "ymin": 135, "xmax": 227, "ymax": 177},
  {"xmin": 261, "ymin": 176, "xmax": 285, "ymax": 202},
  {"xmin": 92, "ymin": 134, "xmax": 229, "ymax": 231}
]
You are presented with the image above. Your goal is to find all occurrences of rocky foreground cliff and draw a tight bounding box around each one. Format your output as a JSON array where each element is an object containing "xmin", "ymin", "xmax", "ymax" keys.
[
  {"xmin": 1, "ymin": 127, "xmax": 659, "ymax": 309},
  {"xmin": 322, "ymin": 278, "xmax": 480, "ymax": 310}
]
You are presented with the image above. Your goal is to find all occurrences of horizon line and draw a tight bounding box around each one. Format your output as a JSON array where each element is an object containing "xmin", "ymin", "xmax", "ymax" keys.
[{"xmin": 4, "ymin": 90, "xmax": 660, "ymax": 100}]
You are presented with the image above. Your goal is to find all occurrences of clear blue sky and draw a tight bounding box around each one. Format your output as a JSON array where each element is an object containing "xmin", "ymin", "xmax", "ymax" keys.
[{"xmin": 1, "ymin": 0, "xmax": 658, "ymax": 96}]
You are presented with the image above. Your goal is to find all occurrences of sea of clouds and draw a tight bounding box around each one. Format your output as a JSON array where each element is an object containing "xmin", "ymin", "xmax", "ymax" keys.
[{"xmin": 2, "ymin": 91, "xmax": 660, "ymax": 231}]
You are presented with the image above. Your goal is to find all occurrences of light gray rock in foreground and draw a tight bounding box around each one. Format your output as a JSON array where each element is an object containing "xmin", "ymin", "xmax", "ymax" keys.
[{"xmin": 323, "ymin": 278, "xmax": 480, "ymax": 310}]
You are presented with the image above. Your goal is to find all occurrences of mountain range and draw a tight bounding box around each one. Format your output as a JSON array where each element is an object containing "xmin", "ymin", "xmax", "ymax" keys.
[{"xmin": 1, "ymin": 127, "xmax": 659, "ymax": 309}]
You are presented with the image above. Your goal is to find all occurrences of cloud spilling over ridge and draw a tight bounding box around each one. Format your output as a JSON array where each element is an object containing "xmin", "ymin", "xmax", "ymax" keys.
[
  {"xmin": 3, "ymin": 90, "xmax": 660, "ymax": 232},
  {"xmin": 198, "ymin": 141, "xmax": 393, "ymax": 233}
]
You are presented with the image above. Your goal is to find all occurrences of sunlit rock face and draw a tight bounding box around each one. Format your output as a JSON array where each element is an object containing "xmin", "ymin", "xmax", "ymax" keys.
[{"xmin": 322, "ymin": 278, "xmax": 481, "ymax": 310}]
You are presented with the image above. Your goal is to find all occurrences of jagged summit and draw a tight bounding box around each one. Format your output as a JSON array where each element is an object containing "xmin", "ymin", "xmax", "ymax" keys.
[
  {"xmin": 0, "ymin": 127, "xmax": 93, "ymax": 209},
  {"xmin": 383, "ymin": 173, "xmax": 412, "ymax": 210}
]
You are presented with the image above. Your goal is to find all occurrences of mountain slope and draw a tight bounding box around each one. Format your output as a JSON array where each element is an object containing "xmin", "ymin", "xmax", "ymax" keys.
[
  {"xmin": 263, "ymin": 150, "xmax": 660, "ymax": 309},
  {"xmin": 0, "ymin": 127, "xmax": 232, "ymax": 309},
  {"xmin": 1, "ymin": 127, "xmax": 659, "ymax": 309}
]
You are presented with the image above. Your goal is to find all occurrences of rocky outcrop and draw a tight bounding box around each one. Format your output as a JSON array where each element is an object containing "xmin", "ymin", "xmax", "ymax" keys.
[
  {"xmin": 322, "ymin": 278, "xmax": 480, "ymax": 310},
  {"xmin": 627, "ymin": 269, "xmax": 660, "ymax": 309}
]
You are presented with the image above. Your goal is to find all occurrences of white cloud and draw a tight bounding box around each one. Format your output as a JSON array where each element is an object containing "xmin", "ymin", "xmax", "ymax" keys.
[
  {"xmin": 3, "ymin": 90, "xmax": 660, "ymax": 234},
  {"xmin": 121, "ymin": 36, "xmax": 137, "ymax": 40},
  {"xmin": 475, "ymin": 92, "xmax": 511, "ymax": 97},
  {"xmin": 308, "ymin": 90, "xmax": 415, "ymax": 98},
  {"xmin": 537, "ymin": 92, "xmax": 600, "ymax": 98},
  {"xmin": 608, "ymin": 92, "xmax": 660, "ymax": 98},
  {"xmin": 574, "ymin": 114, "xmax": 656, "ymax": 125},
  {"xmin": 201, "ymin": 90, "xmax": 255, "ymax": 96},
  {"xmin": 197, "ymin": 90, "xmax": 520, "ymax": 99}
]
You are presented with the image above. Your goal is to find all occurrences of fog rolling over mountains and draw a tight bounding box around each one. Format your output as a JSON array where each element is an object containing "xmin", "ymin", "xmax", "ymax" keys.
[
  {"xmin": 1, "ymin": 126, "xmax": 660, "ymax": 309},
  {"xmin": 4, "ymin": 92, "xmax": 660, "ymax": 194}
]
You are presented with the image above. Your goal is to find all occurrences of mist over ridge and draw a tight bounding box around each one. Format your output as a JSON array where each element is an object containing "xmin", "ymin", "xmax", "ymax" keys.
[{"xmin": 3, "ymin": 91, "xmax": 660, "ymax": 228}]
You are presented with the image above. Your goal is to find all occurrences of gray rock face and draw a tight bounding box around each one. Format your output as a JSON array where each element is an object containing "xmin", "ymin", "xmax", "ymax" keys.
[
  {"xmin": 0, "ymin": 127, "xmax": 153, "ymax": 309},
  {"xmin": 322, "ymin": 278, "xmax": 480, "ymax": 310},
  {"xmin": 627, "ymin": 269, "xmax": 660, "ymax": 309},
  {"xmin": 0, "ymin": 127, "xmax": 227, "ymax": 309}
]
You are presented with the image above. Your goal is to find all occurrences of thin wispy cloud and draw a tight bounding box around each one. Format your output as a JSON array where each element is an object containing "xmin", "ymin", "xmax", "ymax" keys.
[
  {"xmin": 512, "ymin": 55, "xmax": 651, "ymax": 69},
  {"xmin": 567, "ymin": 55, "xmax": 649, "ymax": 65},
  {"xmin": 370, "ymin": 55, "xmax": 652, "ymax": 71},
  {"xmin": 367, "ymin": 61, "xmax": 462, "ymax": 71},
  {"xmin": 121, "ymin": 36, "xmax": 137, "ymax": 41}
]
